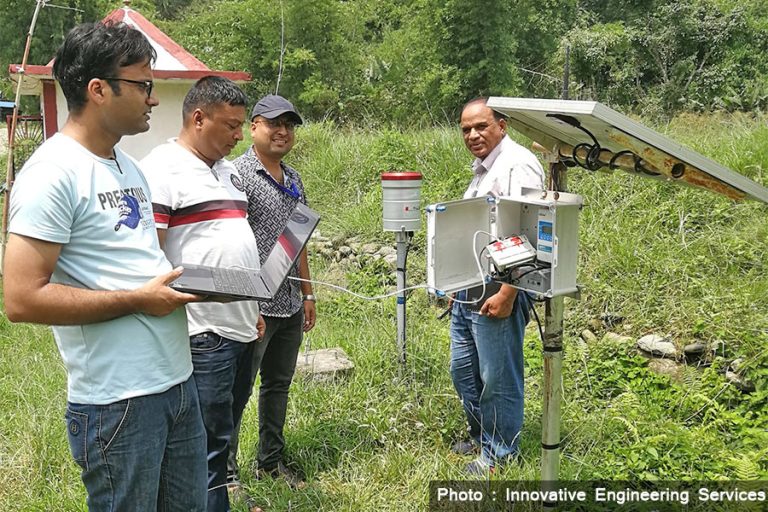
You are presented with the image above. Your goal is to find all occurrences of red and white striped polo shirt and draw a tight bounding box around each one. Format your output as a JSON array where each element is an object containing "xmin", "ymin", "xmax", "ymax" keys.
[{"xmin": 142, "ymin": 140, "xmax": 261, "ymax": 342}]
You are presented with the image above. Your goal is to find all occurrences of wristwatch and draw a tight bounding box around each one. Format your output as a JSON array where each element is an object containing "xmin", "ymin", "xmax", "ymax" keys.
[{"xmin": 302, "ymin": 294, "xmax": 316, "ymax": 302}]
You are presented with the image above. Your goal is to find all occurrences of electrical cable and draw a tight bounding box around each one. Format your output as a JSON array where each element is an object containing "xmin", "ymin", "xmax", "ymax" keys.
[
  {"xmin": 290, "ymin": 229, "xmax": 495, "ymax": 305},
  {"xmin": 608, "ymin": 150, "xmax": 634, "ymax": 170},
  {"xmin": 547, "ymin": 113, "xmax": 660, "ymax": 177},
  {"xmin": 229, "ymin": 263, "xmax": 433, "ymax": 300},
  {"xmin": 231, "ymin": 228, "xmax": 492, "ymax": 303},
  {"xmin": 509, "ymin": 265, "xmax": 546, "ymax": 284},
  {"xmin": 447, "ymin": 229, "xmax": 497, "ymax": 305},
  {"xmin": 288, "ymin": 275, "xmax": 435, "ymax": 300},
  {"xmin": 525, "ymin": 292, "xmax": 545, "ymax": 343}
]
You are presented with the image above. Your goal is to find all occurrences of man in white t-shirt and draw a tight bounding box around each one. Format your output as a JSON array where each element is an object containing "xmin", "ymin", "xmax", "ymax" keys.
[
  {"xmin": 4, "ymin": 22, "xmax": 206, "ymax": 511},
  {"xmin": 449, "ymin": 97, "xmax": 544, "ymax": 475},
  {"xmin": 142, "ymin": 76, "xmax": 265, "ymax": 512}
]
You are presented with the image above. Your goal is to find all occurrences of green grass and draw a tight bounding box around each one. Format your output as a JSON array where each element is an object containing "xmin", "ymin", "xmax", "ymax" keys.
[{"xmin": 1, "ymin": 114, "xmax": 767, "ymax": 510}]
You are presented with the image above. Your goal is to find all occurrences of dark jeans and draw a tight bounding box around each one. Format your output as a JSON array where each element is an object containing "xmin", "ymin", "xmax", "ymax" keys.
[
  {"xmin": 229, "ymin": 310, "xmax": 304, "ymax": 475},
  {"xmin": 190, "ymin": 332, "xmax": 256, "ymax": 512},
  {"xmin": 65, "ymin": 376, "xmax": 207, "ymax": 512}
]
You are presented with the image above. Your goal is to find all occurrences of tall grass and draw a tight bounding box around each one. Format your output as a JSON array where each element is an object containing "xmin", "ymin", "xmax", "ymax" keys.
[{"xmin": 1, "ymin": 113, "xmax": 766, "ymax": 510}]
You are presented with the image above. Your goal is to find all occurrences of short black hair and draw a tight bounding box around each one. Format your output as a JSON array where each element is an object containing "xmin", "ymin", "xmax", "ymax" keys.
[
  {"xmin": 182, "ymin": 76, "xmax": 248, "ymax": 120},
  {"xmin": 52, "ymin": 21, "xmax": 156, "ymax": 113},
  {"xmin": 461, "ymin": 96, "xmax": 508, "ymax": 122}
]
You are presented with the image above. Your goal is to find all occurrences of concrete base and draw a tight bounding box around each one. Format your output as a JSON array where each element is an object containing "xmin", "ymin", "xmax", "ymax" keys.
[{"xmin": 295, "ymin": 347, "xmax": 354, "ymax": 382}]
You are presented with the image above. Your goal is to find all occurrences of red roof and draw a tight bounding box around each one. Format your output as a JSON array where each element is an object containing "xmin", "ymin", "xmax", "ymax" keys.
[{"xmin": 9, "ymin": 5, "xmax": 250, "ymax": 82}]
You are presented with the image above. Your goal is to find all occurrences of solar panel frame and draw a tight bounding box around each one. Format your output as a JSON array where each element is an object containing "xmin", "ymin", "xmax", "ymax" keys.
[{"xmin": 487, "ymin": 97, "xmax": 768, "ymax": 203}]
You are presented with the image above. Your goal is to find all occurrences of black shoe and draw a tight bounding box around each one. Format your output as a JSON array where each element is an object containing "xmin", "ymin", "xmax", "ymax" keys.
[
  {"xmin": 228, "ymin": 483, "xmax": 263, "ymax": 512},
  {"xmin": 451, "ymin": 440, "xmax": 479, "ymax": 455},
  {"xmin": 256, "ymin": 460, "xmax": 306, "ymax": 490},
  {"xmin": 226, "ymin": 471, "xmax": 240, "ymax": 488},
  {"xmin": 465, "ymin": 458, "xmax": 495, "ymax": 477}
]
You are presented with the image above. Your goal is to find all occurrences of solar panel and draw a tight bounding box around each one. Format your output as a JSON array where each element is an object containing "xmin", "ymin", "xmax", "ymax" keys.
[{"xmin": 487, "ymin": 97, "xmax": 768, "ymax": 203}]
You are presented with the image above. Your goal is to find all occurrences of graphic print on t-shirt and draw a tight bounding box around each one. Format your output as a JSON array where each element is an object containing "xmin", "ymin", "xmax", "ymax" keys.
[{"xmin": 115, "ymin": 193, "xmax": 143, "ymax": 231}]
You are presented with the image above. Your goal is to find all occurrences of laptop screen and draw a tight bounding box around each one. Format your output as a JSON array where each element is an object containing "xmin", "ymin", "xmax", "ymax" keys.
[{"xmin": 260, "ymin": 202, "xmax": 320, "ymax": 293}]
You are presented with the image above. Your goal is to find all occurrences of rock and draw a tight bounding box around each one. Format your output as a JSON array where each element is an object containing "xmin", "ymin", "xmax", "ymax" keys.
[
  {"xmin": 580, "ymin": 329, "xmax": 597, "ymax": 343},
  {"xmin": 296, "ymin": 347, "xmax": 354, "ymax": 383},
  {"xmin": 711, "ymin": 339, "xmax": 726, "ymax": 356},
  {"xmin": 601, "ymin": 312, "xmax": 625, "ymax": 327},
  {"xmin": 648, "ymin": 358, "xmax": 682, "ymax": 381},
  {"xmin": 320, "ymin": 247, "xmax": 334, "ymax": 258},
  {"xmin": 377, "ymin": 246, "xmax": 397, "ymax": 257},
  {"xmin": 312, "ymin": 232, "xmax": 329, "ymax": 243},
  {"xmin": 683, "ymin": 341, "xmax": 707, "ymax": 359},
  {"xmin": 383, "ymin": 253, "xmax": 398, "ymax": 265},
  {"xmin": 726, "ymin": 359, "xmax": 754, "ymax": 392},
  {"xmin": 362, "ymin": 243, "xmax": 379, "ymax": 255},
  {"xmin": 725, "ymin": 370, "xmax": 755, "ymax": 392},
  {"xmin": 602, "ymin": 332, "xmax": 633, "ymax": 344},
  {"xmin": 348, "ymin": 242, "xmax": 362, "ymax": 253},
  {"xmin": 339, "ymin": 245, "xmax": 353, "ymax": 257},
  {"xmin": 587, "ymin": 318, "xmax": 602, "ymax": 332},
  {"xmin": 637, "ymin": 334, "xmax": 677, "ymax": 358}
]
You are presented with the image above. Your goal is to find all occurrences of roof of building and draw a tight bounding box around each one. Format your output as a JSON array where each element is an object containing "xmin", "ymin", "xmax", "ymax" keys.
[{"xmin": 9, "ymin": 2, "xmax": 250, "ymax": 83}]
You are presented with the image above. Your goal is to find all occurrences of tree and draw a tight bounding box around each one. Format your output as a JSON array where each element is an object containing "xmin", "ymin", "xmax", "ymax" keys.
[{"xmin": 0, "ymin": 0, "xmax": 137, "ymax": 100}]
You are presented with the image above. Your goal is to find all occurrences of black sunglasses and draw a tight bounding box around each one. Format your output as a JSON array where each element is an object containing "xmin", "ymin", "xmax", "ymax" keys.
[{"xmin": 103, "ymin": 77, "xmax": 154, "ymax": 98}]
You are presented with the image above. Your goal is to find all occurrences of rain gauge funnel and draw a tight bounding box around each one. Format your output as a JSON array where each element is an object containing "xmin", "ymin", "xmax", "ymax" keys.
[{"xmin": 381, "ymin": 171, "xmax": 423, "ymax": 371}]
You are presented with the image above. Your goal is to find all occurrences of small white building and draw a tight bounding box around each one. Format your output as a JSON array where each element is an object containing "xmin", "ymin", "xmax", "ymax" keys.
[{"xmin": 8, "ymin": 1, "xmax": 251, "ymax": 159}]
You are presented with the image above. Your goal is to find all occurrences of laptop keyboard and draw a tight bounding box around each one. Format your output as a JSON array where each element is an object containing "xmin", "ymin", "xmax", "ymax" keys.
[{"xmin": 212, "ymin": 269, "xmax": 260, "ymax": 296}]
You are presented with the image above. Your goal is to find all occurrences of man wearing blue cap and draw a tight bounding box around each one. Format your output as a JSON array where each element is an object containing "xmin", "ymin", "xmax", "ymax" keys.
[{"xmin": 228, "ymin": 94, "xmax": 316, "ymax": 489}]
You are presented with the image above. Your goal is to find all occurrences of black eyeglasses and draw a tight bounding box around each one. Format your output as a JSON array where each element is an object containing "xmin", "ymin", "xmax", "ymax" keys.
[
  {"xmin": 103, "ymin": 77, "xmax": 154, "ymax": 98},
  {"xmin": 257, "ymin": 118, "xmax": 298, "ymax": 131}
]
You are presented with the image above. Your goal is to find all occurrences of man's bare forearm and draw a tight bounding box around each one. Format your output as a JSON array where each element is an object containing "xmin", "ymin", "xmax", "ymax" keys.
[{"xmin": 6, "ymin": 283, "xmax": 151, "ymax": 325}]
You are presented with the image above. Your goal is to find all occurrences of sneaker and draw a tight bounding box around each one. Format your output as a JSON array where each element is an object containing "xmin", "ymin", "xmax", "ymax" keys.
[
  {"xmin": 465, "ymin": 458, "xmax": 495, "ymax": 477},
  {"xmin": 256, "ymin": 460, "xmax": 306, "ymax": 490},
  {"xmin": 451, "ymin": 440, "xmax": 479, "ymax": 455}
]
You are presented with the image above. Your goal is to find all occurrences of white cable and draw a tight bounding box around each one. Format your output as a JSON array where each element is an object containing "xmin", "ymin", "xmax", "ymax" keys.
[
  {"xmin": 449, "ymin": 229, "xmax": 497, "ymax": 305},
  {"xmin": 233, "ymin": 230, "xmax": 498, "ymax": 303},
  {"xmin": 287, "ymin": 276, "xmax": 435, "ymax": 300}
]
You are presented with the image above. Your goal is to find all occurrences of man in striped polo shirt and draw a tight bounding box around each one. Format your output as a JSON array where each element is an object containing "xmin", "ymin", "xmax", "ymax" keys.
[{"xmin": 142, "ymin": 76, "xmax": 265, "ymax": 512}]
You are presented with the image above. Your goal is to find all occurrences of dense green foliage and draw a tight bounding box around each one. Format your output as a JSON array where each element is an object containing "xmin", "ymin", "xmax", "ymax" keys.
[
  {"xmin": 2, "ymin": 0, "xmax": 768, "ymax": 123},
  {"xmin": 1, "ymin": 114, "xmax": 766, "ymax": 510}
]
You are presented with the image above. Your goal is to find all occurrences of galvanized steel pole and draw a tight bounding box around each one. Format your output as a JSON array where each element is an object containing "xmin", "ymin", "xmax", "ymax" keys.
[
  {"xmin": 395, "ymin": 228, "xmax": 409, "ymax": 370},
  {"xmin": 541, "ymin": 160, "xmax": 567, "ymax": 509}
]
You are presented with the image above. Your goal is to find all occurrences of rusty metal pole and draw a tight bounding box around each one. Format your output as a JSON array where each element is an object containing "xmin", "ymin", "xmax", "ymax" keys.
[{"xmin": 541, "ymin": 160, "xmax": 567, "ymax": 509}]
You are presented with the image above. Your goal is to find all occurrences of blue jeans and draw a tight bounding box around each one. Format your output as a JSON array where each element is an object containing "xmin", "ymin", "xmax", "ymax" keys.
[
  {"xmin": 64, "ymin": 376, "xmax": 207, "ymax": 512},
  {"xmin": 190, "ymin": 332, "xmax": 256, "ymax": 512},
  {"xmin": 449, "ymin": 290, "xmax": 530, "ymax": 465}
]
